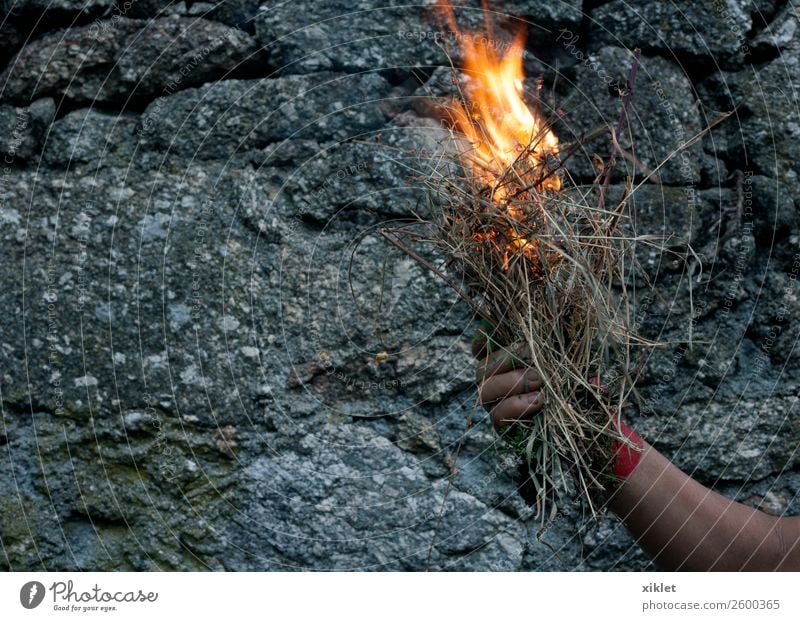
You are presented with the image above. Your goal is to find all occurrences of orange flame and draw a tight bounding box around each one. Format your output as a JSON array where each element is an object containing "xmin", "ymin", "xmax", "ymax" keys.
[{"xmin": 437, "ymin": 2, "xmax": 562, "ymax": 270}]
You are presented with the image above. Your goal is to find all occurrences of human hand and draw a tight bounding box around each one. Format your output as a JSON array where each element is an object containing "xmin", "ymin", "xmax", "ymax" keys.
[
  {"xmin": 473, "ymin": 340, "xmax": 545, "ymax": 433},
  {"xmin": 472, "ymin": 323, "xmax": 643, "ymax": 491}
]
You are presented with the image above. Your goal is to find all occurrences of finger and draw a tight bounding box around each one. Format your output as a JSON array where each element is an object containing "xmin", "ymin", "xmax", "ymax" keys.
[
  {"xmin": 479, "ymin": 368, "xmax": 541, "ymax": 405},
  {"xmin": 490, "ymin": 391, "xmax": 545, "ymax": 431},
  {"xmin": 475, "ymin": 343, "xmax": 531, "ymax": 382}
]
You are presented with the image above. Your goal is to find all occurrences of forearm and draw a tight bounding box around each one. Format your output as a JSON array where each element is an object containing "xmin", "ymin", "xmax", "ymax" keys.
[
  {"xmin": 472, "ymin": 344, "xmax": 800, "ymax": 570},
  {"xmin": 608, "ymin": 440, "xmax": 798, "ymax": 571}
]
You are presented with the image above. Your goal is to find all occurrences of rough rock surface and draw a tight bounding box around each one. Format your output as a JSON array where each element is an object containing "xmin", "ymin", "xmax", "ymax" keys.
[
  {"xmin": 0, "ymin": 97, "xmax": 56, "ymax": 159},
  {"xmin": 0, "ymin": 16, "xmax": 267, "ymax": 106},
  {"xmin": 1, "ymin": 0, "xmax": 799, "ymax": 572},
  {"xmin": 591, "ymin": 1, "xmax": 755, "ymax": 65},
  {"xmin": 135, "ymin": 72, "xmax": 393, "ymax": 159},
  {"xmin": 253, "ymin": 0, "xmax": 584, "ymax": 77},
  {"xmin": 550, "ymin": 46, "xmax": 705, "ymax": 186}
]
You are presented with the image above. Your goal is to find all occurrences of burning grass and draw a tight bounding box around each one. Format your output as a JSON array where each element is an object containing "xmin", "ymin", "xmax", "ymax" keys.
[
  {"xmin": 419, "ymin": 150, "xmax": 641, "ymax": 519},
  {"xmin": 381, "ymin": 4, "xmax": 655, "ymax": 521}
]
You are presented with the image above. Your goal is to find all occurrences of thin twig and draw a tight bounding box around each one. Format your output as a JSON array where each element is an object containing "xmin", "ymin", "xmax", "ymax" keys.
[{"xmin": 598, "ymin": 48, "xmax": 642, "ymax": 215}]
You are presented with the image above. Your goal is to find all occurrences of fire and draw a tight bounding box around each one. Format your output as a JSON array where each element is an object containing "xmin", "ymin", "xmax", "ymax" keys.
[{"xmin": 437, "ymin": 2, "xmax": 562, "ymax": 270}]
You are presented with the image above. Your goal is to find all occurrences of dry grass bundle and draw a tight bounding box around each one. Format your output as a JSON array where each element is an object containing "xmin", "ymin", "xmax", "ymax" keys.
[
  {"xmin": 386, "ymin": 143, "xmax": 642, "ymax": 520},
  {"xmin": 423, "ymin": 142, "xmax": 638, "ymax": 519},
  {"xmin": 382, "ymin": 17, "xmax": 650, "ymax": 522}
]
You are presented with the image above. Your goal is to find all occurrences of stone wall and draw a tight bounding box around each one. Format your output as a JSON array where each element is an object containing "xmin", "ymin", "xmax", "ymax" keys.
[{"xmin": 1, "ymin": 0, "xmax": 798, "ymax": 570}]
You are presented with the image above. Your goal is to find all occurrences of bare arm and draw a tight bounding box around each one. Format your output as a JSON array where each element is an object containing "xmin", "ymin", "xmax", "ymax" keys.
[
  {"xmin": 474, "ymin": 343, "xmax": 800, "ymax": 571},
  {"xmin": 609, "ymin": 440, "xmax": 800, "ymax": 571}
]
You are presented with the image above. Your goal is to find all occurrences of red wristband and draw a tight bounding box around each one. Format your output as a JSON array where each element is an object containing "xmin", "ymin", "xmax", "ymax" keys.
[
  {"xmin": 610, "ymin": 418, "xmax": 644, "ymax": 480},
  {"xmin": 588, "ymin": 377, "xmax": 644, "ymax": 481}
]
